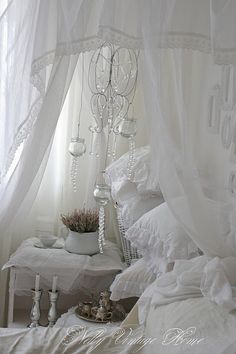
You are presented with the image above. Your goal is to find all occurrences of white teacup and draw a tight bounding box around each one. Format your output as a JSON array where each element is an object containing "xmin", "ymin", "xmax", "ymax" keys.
[{"xmin": 39, "ymin": 235, "xmax": 57, "ymax": 247}]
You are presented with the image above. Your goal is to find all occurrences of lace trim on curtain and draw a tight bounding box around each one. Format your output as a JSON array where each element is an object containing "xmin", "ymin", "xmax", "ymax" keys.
[
  {"xmin": 3, "ymin": 96, "xmax": 43, "ymax": 182},
  {"xmin": 159, "ymin": 32, "xmax": 211, "ymax": 53},
  {"xmin": 31, "ymin": 28, "xmax": 236, "ymax": 81},
  {"xmin": 31, "ymin": 36, "xmax": 105, "ymax": 77},
  {"xmin": 99, "ymin": 27, "xmax": 236, "ymax": 65},
  {"xmin": 2, "ymin": 36, "xmax": 104, "ymax": 182}
]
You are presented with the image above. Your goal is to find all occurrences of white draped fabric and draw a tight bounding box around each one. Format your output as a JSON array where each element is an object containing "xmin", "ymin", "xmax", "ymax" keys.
[
  {"xmin": 140, "ymin": 1, "xmax": 236, "ymax": 313},
  {"xmin": 1, "ymin": 0, "xmax": 236, "ymax": 324}
]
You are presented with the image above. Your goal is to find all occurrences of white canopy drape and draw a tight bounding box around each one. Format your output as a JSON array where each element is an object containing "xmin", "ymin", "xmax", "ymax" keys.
[{"xmin": 2, "ymin": 0, "xmax": 236, "ymax": 324}]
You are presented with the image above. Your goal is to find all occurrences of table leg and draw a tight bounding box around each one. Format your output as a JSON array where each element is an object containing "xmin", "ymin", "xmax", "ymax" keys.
[{"xmin": 8, "ymin": 268, "xmax": 16, "ymax": 327}]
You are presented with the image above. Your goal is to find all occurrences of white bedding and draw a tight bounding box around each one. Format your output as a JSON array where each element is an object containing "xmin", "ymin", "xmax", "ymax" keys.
[
  {"xmin": 0, "ymin": 326, "xmax": 145, "ymax": 354},
  {"xmin": 110, "ymin": 258, "xmax": 156, "ymax": 300},
  {"xmin": 143, "ymin": 297, "xmax": 236, "ymax": 354},
  {"xmin": 2, "ymin": 297, "xmax": 236, "ymax": 353}
]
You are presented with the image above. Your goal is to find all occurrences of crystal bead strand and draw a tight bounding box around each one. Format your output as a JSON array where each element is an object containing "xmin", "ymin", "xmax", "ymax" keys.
[
  {"xmin": 127, "ymin": 137, "xmax": 136, "ymax": 180},
  {"xmin": 69, "ymin": 53, "xmax": 86, "ymax": 192},
  {"xmin": 112, "ymin": 134, "xmax": 117, "ymax": 160},
  {"xmin": 71, "ymin": 156, "xmax": 79, "ymax": 192},
  {"xmin": 89, "ymin": 129, "xmax": 95, "ymax": 156},
  {"xmin": 107, "ymin": 143, "xmax": 112, "ymax": 158},
  {"xmin": 98, "ymin": 206, "xmax": 106, "ymax": 253}
]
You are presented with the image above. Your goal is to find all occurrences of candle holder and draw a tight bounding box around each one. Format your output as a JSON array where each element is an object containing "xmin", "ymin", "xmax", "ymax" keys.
[
  {"xmin": 28, "ymin": 289, "xmax": 42, "ymax": 328},
  {"xmin": 93, "ymin": 171, "xmax": 111, "ymax": 253},
  {"xmin": 48, "ymin": 290, "xmax": 59, "ymax": 327},
  {"xmin": 69, "ymin": 137, "xmax": 86, "ymax": 192}
]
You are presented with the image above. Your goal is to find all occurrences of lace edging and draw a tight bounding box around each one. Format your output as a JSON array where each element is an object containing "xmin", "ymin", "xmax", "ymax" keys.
[
  {"xmin": 27, "ymin": 28, "xmax": 236, "ymax": 84},
  {"xmin": 3, "ymin": 96, "xmax": 43, "ymax": 181},
  {"xmin": 30, "ymin": 29, "xmax": 236, "ymax": 81},
  {"xmin": 3, "ymin": 37, "xmax": 103, "ymax": 181},
  {"xmin": 31, "ymin": 36, "xmax": 105, "ymax": 78},
  {"xmin": 99, "ymin": 27, "xmax": 236, "ymax": 65}
]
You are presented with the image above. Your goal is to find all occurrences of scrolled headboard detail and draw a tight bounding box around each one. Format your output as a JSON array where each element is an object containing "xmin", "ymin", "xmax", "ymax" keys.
[{"xmin": 116, "ymin": 206, "xmax": 142, "ymax": 266}]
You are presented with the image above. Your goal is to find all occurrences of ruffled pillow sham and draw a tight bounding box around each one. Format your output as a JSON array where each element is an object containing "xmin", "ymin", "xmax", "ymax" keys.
[
  {"xmin": 125, "ymin": 202, "xmax": 200, "ymax": 276},
  {"xmin": 118, "ymin": 194, "xmax": 164, "ymax": 229},
  {"xmin": 106, "ymin": 145, "xmax": 162, "ymax": 202},
  {"xmin": 106, "ymin": 145, "xmax": 164, "ymax": 228},
  {"xmin": 110, "ymin": 258, "xmax": 156, "ymax": 301}
]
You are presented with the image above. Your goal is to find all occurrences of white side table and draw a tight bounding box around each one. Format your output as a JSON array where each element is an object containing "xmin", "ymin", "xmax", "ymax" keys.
[
  {"xmin": 3, "ymin": 238, "xmax": 125, "ymax": 327},
  {"xmin": 8, "ymin": 267, "xmax": 17, "ymax": 326}
]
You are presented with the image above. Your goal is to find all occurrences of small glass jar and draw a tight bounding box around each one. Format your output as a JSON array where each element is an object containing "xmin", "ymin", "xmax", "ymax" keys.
[{"xmin": 93, "ymin": 171, "xmax": 111, "ymax": 206}]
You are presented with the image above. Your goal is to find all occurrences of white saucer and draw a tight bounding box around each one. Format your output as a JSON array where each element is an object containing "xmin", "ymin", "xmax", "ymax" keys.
[{"xmin": 34, "ymin": 243, "xmax": 63, "ymax": 249}]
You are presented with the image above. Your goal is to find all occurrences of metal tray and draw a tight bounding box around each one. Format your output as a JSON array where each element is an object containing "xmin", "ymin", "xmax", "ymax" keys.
[{"xmin": 75, "ymin": 308, "xmax": 111, "ymax": 323}]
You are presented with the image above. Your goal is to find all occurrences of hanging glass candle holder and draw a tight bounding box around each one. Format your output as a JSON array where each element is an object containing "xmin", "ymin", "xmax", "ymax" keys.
[
  {"xmin": 69, "ymin": 137, "xmax": 86, "ymax": 157},
  {"xmin": 93, "ymin": 171, "xmax": 111, "ymax": 253},
  {"xmin": 119, "ymin": 118, "xmax": 137, "ymax": 180},
  {"xmin": 69, "ymin": 137, "xmax": 86, "ymax": 192}
]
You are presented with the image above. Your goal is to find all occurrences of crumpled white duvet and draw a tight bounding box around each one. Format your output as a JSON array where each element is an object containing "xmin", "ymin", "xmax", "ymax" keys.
[{"xmin": 138, "ymin": 255, "xmax": 236, "ymax": 324}]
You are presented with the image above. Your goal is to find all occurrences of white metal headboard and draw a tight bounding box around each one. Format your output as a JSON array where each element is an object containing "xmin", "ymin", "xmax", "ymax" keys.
[{"xmin": 116, "ymin": 206, "xmax": 142, "ymax": 266}]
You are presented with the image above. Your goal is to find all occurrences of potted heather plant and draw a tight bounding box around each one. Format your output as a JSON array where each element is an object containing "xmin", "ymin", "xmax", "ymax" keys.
[{"xmin": 61, "ymin": 209, "xmax": 99, "ymax": 255}]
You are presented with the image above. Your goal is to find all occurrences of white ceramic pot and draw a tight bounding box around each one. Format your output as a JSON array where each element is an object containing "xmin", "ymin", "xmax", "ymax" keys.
[{"xmin": 65, "ymin": 230, "xmax": 99, "ymax": 255}]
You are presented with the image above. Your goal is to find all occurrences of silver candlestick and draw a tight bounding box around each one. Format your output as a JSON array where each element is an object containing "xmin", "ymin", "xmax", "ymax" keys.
[
  {"xmin": 28, "ymin": 289, "xmax": 42, "ymax": 328},
  {"xmin": 48, "ymin": 290, "xmax": 59, "ymax": 327}
]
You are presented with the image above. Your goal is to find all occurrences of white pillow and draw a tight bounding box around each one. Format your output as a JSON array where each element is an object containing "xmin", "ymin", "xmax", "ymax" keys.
[
  {"xmin": 118, "ymin": 194, "xmax": 164, "ymax": 229},
  {"xmin": 106, "ymin": 146, "xmax": 164, "ymax": 228},
  {"xmin": 125, "ymin": 202, "xmax": 199, "ymax": 275},
  {"xmin": 106, "ymin": 145, "xmax": 162, "ymax": 202},
  {"xmin": 110, "ymin": 258, "xmax": 156, "ymax": 300}
]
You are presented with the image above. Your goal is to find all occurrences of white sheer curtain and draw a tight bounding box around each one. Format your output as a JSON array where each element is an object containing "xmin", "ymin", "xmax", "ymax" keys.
[
  {"xmin": 0, "ymin": 0, "xmax": 80, "ymax": 325},
  {"xmin": 0, "ymin": 0, "xmax": 148, "ymax": 324},
  {"xmin": 2, "ymin": 0, "xmax": 236, "ymax": 324},
  {"xmin": 141, "ymin": 48, "xmax": 235, "ymax": 256},
  {"xmin": 139, "ymin": 0, "xmax": 236, "ymax": 311}
]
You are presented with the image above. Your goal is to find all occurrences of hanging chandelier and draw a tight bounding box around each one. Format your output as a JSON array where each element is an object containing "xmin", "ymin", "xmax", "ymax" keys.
[
  {"xmin": 68, "ymin": 43, "xmax": 139, "ymax": 252},
  {"xmin": 88, "ymin": 42, "xmax": 138, "ymax": 167},
  {"xmin": 89, "ymin": 43, "xmax": 139, "ymax": 252}
]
